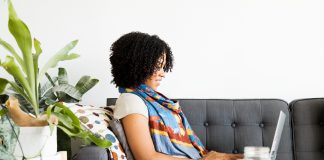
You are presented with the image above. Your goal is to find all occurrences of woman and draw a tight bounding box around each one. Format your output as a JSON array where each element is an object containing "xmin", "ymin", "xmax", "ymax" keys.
[{"xmin": 110, "ymin": 32, "xmax": 243, "ymax": 160}]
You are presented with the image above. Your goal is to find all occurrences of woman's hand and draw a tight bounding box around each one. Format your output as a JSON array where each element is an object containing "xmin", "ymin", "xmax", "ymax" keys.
[{"xmin": 200, "ymin": 151, "xmax": 243, "ymax": 160}]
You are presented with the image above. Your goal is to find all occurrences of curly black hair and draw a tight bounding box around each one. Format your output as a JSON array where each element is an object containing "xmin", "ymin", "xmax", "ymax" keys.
[{"xmin": 109, "ymin": 32, "xmax": 174, "ymax": 88}]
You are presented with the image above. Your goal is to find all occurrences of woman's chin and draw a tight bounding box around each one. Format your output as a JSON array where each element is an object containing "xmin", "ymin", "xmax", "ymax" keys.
[
  {"xmin": 153, "ymin": 84, "xmax": 160, "ymax": 91},
  {"xmin": 146, "ymin": 82, "xmax": 160, "ymax": 91}
]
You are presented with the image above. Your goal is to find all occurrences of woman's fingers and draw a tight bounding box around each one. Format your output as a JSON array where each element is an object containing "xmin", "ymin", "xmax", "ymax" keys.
[{"xmin": 202, "ymin": 151, "xmax": 244, "ymax": 160}]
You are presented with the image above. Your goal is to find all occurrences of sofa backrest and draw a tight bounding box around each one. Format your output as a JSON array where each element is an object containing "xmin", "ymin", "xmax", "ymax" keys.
[
  {"xmin": 107, "ymin": 98, "xmax": 294, "ymax": 160},
  {"xmin": 177, "ymin": 99, "xmax": 294, "ymax": 160},
  {"xmin": 289, "ymin": 98, "xmax": 324, "ymax": 160}
]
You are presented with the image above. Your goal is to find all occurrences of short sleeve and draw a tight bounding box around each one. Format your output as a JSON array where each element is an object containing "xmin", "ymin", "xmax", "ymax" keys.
[{"xmin": 113, "ymin": 93, "xmax": 148, "ymax": 119}]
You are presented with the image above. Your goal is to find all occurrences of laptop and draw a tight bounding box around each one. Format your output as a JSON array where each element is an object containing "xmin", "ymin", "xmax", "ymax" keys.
[{"xmin": 269, "ymin": 111, "xmax": 286, "ymax": 160}]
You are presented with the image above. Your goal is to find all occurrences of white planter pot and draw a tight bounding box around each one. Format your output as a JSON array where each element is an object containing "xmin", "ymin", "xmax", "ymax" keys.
[{"xmin": 14, "ymin": 126, "xmax": 57, "ymax": 160}]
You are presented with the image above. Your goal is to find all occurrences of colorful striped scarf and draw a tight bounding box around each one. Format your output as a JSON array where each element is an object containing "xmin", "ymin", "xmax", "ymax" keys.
[{"xmin": 119, "ymin": 84, "xmax": 208, "ymax": 159}]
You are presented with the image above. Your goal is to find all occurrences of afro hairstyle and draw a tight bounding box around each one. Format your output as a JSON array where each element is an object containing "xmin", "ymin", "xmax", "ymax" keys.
[{"xmin": 109, "ymin": 32, "xmax": 174, "ymax": 88}]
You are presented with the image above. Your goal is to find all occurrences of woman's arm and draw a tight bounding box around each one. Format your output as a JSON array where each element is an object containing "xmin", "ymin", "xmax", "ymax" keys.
[
  {"xmin": 122, "ymin": 114, "xmax": 191, "ymax": 160},
  {"xmin": 122, "ymin": 113, "xmax": 243, "ymax": 160}
]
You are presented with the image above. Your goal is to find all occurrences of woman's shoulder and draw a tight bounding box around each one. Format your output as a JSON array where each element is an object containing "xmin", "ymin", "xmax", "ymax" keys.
[
  {"xmin": 114, "ymin": 93, "xmax": 148, "ymax": 119},
  {"xmin": 117, "ymin": 93, "xmax": 144, "ymax": 103}
]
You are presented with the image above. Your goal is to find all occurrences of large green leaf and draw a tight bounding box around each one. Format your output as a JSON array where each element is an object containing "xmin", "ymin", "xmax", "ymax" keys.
[
  {"xmin": 2, "ymin": 80, "xmax": 32, "ymax": 107},
  {"xmin": 8, "ymin": 0, "xmax": 32, "ymax": 54},
  {"xmin": 33, "ymin": 38, "xmax": 42, "ymax": 101},
  {"xmin": 51, "ymin": 103, "xmax": 82, "ymax": 136},
  {"xmin": 52, "ymin": 102, "xmax": 111, "ymax": 148},
  {"xmin": 54, "ymin": 102, "xmax": 81, "ymax": 126},
  {"xmin": 75, "ymin": 76, "xmax": 99, "ymax": 95},
  {"xmin": 0, "ymin": 78, "xmax": 9, "ymax": 94},
  {"xmin": 0, "ymin": 38, "xmax": 25, "ymax": 73},
  {"xmin": 38, "ymin": 40, "xmax": 79, "ymax": 83},
  {"xmin": 88, "ymin": 133, "xmax": 112, "ymax": 148},
  {"xmin": 1, "ymin": 56, "xmax": 32, "ymax": 96},
  {"xmin": 52, "ymin": 84, "xmax": 82, "ymax": 101},
  {"xmin": 57, "ymin": 125, "xmax": 80, "ymax": 137},
  {"xmin": 55, "ymin": 115, "xmax": 111, "ymax": 148},
  {"xmin": 33, "ymin": 52, "xmax": 39, "ymax": 106},
  {"xmin": 45, "ymin": 105, "xmax": 56, "ymax": 134},
  {"xmin": 33, "ymin": 38, "xmax": 42, "ymax": 76},
  {"xmin": 33, "ymin": 38, "xmax": 42, "ymax": 56},
  {"xmin": 52, "ymin": 112, "xmax": 74, "ymax": 129},
  {"xmin": 33, "ymin": 38, "xmax": 42, "ymax": 110},
  {"xmin": 8, "ymin": 0, "xmax": 35, "ymax": 97}
]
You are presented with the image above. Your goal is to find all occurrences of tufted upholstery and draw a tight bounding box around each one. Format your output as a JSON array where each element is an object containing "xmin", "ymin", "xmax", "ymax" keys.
[
  {"xmin": 289, "ymin": 98, "xmax": 324, "ymax": 160},
  {"xmin": 106, "ymin": 98, "xmax": 294, "ymax": 160},
  {"xmin": 177, "ymin": 99, "xmax": 293, "ymax": 160}
]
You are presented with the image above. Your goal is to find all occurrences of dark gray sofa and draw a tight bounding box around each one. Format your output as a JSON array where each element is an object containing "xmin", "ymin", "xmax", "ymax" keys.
[{"xmin": 73, "ymin": 98, "xmax": 324, "ymax": 160}]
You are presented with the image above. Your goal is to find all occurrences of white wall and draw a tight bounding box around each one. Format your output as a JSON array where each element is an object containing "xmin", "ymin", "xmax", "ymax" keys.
[{"xmin": 1, "ymin": 0, "xmax": 324, "ymax": 106}]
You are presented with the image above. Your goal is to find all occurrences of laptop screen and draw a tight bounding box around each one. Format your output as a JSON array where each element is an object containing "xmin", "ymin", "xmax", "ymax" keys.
[{"xmin": 270, "ymin": 111, "xmax": 286, "ymax": 160}]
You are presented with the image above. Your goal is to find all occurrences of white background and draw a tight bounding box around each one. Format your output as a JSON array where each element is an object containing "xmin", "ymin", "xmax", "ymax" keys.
[{"xmin": 1, "ymin": 0, "xmax": 324, "ymax": 106}]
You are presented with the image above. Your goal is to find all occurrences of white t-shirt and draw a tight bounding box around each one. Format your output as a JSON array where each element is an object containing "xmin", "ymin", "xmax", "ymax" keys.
[{"xmin": 113, "ymin": 93, "xmax": 148, "ymax": 119}]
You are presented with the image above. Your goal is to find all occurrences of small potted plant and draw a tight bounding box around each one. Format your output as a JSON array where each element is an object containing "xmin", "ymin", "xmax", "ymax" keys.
[{"xmin": 0, "ymin": 1, "xmax": 111, "ymax": 159}]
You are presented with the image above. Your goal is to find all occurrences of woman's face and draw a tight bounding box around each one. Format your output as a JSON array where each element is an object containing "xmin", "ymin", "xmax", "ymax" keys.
[{"xmin": 145, "ymin": 54, "xmax": 166, "ymax": 91}]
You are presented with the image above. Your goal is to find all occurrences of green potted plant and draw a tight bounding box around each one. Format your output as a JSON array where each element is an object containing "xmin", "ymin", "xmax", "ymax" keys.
[
  {"xmin": 0, "ymin": 1, "xmax": 111, "ymax": 159},
  {"xmin": 18, "ymin": 67, "xmax": 102, "ymax": 159}
]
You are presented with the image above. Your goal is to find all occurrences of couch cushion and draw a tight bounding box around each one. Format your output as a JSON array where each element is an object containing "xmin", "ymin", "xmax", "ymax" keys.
[
  {"xmin": 109, "ymin": 118, "xmax": 135, "ymax": 160},
  {"xmin": 177, "ymin": 99, "xmax": 293, "ymax": 160},
  {"xmin": 289, "ymin": 98, "xmax": 324, "ymax": 160}
]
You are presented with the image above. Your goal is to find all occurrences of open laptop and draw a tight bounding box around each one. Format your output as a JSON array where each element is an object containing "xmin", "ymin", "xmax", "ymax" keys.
[{"xmin": 269, "ymin": 110, "xmax": 286, "ymax": 160}]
